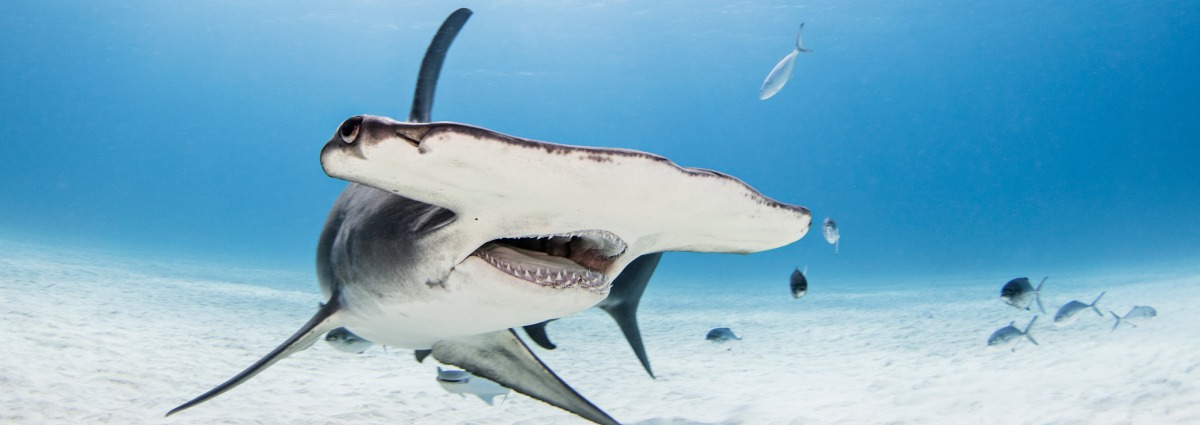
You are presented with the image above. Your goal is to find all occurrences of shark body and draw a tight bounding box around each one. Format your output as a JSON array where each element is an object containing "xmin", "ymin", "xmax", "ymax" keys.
[{"xmin": 169, "ymin": 8, "xmax": 810, "ymax": 424}]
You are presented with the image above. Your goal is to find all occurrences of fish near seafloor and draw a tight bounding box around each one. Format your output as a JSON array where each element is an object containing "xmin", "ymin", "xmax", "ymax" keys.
[
  {"xmin": 1000, "ymin": 277, "xmax": 1046, "ymax": 313},
  {"xmin": 1110, "ymin": 306, "xmax": 1157, "ymax": 332},
  {"xmin": 166, "ymin": 8, "xmax": 812, "ymax": 425},
  {"xmin": 706, "ymin": 327, "xmax": 742, "ymax": 342},
  {"xmin": 1053, "ymin": 292, "xmax": 1105, "ymax": 326},
  {"xmin": 759, "ymin": 23, "xmax": 813, "ymax": 100},
  {"xmin": 822, "ymin": 217, "xmax": 839, "ymax": 254},
  {"xmin": 987, "ymin": 316, "xmax": 1039, "ymax": 352},
  {"xmin": 325, "ymin": 327, "xmax": 373, "ymax": 354},
  {"xmin": 437, "ymin": 367, "xmax": 511, "ymax": 406},
  {"xmin": 790, "ymin": 266, "xmax": 808, "ymax": 299}
]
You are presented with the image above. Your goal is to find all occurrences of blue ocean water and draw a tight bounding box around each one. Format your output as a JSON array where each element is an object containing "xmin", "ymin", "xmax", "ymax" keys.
[{"xmin": 1, "ymin": 0, "xmax": 1198, "ymax": 288}]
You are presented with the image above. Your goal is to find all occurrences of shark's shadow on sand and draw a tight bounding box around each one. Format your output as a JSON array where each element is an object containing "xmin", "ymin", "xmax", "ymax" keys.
[{"xmin": 167, "ymin": 8, "xmax": 810, "ymax": 425}]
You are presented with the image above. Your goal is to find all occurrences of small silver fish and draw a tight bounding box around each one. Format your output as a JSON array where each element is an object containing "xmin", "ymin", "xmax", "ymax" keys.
[
  {"xmin": 325, "ymin": 327, "xmax": 374, "ymax": 354},
  {"xmin": 1110, "ymin": 305, "xmax": 1157, "ymax": 332},
  {"xmin": 436, "ymin": 367, "xmax": 511, "ymax": 406},
  {"xmin": 1000, "ymin": 277, "xmax": 1046, "ymax": 313},
  {"xmin": 1053, "ymin": 292, "xmax": 1105, "ymax": 326},
  {"xmin": 759, "ymin": 24, "xmax": 813, "ymax": 100},
  {"xmin": 987, "ymin": 316, "xmax": 1039, "ymax": 352},
  {"xmin": 822, "ymin": 217, "xmax": 839, "ymax": 254},
  {"xmin": 705, "ymin": 327, "xmax": 742, "ymax": 342},
  {"xmin": 790, "ymin": 266, "xmax": 808, "ymax": 299}
]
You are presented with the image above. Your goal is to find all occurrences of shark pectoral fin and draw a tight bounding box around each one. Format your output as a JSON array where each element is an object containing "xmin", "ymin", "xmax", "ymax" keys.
[
  {"xmin": 601, "ymin": 252, "xmax": 662, "ymax": 379},
  {"xmin": 415, "ymin": 349, "xmax": 433, "ymax": 363},
  {"xmin": 431, "ymin": 330, "xmax": 619, "ymax": 425},
  {"xmin": 166, "ymin": 299, "xmax": 343, "ymax": 417},
  {"xmin": 523, "ymin": 320, "xmax": 559, "ymax": 350}
]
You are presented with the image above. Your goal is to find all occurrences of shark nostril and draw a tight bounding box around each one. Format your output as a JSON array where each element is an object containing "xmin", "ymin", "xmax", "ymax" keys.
[{"xmin": 339, "ymin": 116, "xmax": 364, "ymax": 144}]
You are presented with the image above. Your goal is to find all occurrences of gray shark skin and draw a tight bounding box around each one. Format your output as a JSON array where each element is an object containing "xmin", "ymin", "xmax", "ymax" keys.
[
  {"xmin": 167, "ymin": 9, "xmax": 476, "ymax": 418},
  {"xmin": 168, "ymin": 8, "xmax": 811, "ymax": 425},
  {"xmin": 522, "ymin": 320, "xmax": 559, "ymax": 350},
  {"xmin": 523, "ymin": 251, "xmax": 663, "ymax": 379}
]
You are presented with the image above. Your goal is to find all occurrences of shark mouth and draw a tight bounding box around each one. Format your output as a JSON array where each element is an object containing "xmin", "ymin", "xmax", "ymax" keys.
[{"xmin": 473, "ymin": 230, "xmax": 626, "ymax": 293}]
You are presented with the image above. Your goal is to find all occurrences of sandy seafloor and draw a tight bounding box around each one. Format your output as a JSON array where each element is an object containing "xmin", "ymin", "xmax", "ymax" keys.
[{"xmin": 2, "ymin": 239, "xmax": 1198, "ymax": 425}]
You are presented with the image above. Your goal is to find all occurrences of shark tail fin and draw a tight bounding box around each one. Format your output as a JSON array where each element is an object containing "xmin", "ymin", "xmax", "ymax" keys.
[
  {"xmin": 523, "ymin": 320, "xmax": 559, "ymax": 350},
  {"xmin": 601, "ymin": 252, "xmax": 662, "ymax": 379},
  {"xmin": 1109, "ymin": 311, "xmax": 1122, "ymax": 332},
  {"xmin": 1023, "ymin": 315, "xmax": 1039, "ymax": 346},
  {"xmin": 167, "ymin": 298, "xmax": 343, "ymax": 416},
  {"xmin": 1090, "ymin": 292, "xmax": 1106, "ymax": 317},
  {"xmin": 432, "ymin": 330, "xmax": 620, "ymax": 425},
  {"xmin": 604, "ymin": 302, "xmax": 654, "ymax": 379},
  {"xmin": 408, "ymin": 8, "xmax": 473, "ymax": 123},
  {"xmin": 796, "ymin": 23, "xmax": 812, "ymax": 53}
]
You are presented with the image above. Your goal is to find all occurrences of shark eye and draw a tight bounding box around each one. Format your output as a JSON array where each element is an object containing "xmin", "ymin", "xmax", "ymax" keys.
[{"xmin": 338, "ymin": 116, "xmax": 363, "ymax": 144}]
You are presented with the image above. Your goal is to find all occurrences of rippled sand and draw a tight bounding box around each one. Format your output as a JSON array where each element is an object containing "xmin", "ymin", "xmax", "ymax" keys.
[{"xmin": 2, "ymin": 240, "xmax": 1198, "ymax": 424}]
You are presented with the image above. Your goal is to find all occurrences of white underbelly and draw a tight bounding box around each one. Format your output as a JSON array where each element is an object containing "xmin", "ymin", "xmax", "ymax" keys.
[{"xmin": 340, "ymin": 256, "xmax": 607, "ymax": 349}]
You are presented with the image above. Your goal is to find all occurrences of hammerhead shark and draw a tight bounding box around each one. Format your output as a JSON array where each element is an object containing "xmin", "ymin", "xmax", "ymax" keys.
[{"xmin": 168, "ymin": 8, "xmax": 810, "ymax": 424}]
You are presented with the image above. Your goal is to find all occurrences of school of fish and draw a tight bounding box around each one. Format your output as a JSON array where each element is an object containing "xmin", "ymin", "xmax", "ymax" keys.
[{"xmin": 990, "ymin": 277, "xmax": 1156, "ymax": 351}]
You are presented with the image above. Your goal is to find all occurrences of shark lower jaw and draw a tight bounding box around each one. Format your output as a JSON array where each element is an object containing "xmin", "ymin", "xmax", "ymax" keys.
[{"xmin": 471, "ymin": 230, "xmax": 627, "ymax": 294}]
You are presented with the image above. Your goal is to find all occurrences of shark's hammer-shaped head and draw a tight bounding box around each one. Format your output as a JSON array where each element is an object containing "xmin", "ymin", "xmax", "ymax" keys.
[{"xmin": 321, "ymin": 115, "xmax": 811, "ymax": 345}]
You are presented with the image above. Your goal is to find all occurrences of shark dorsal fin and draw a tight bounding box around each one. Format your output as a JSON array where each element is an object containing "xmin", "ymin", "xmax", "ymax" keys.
[{"xmin": 408, "ymin": 8, "xmax": 472, "ymax": 123}]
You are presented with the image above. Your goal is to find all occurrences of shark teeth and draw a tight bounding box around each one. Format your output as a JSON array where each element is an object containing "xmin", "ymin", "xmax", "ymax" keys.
[
  {"xmin": 473, "ymin": 230, "xmax": 625, "ymax": 294},
  {"xmin": 475, "ymin": 248, "xmax": 610, "ymax": 293},
  {"xmin": 541, "ymin": 230, "xmax": 627, "ymax": 258}
]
